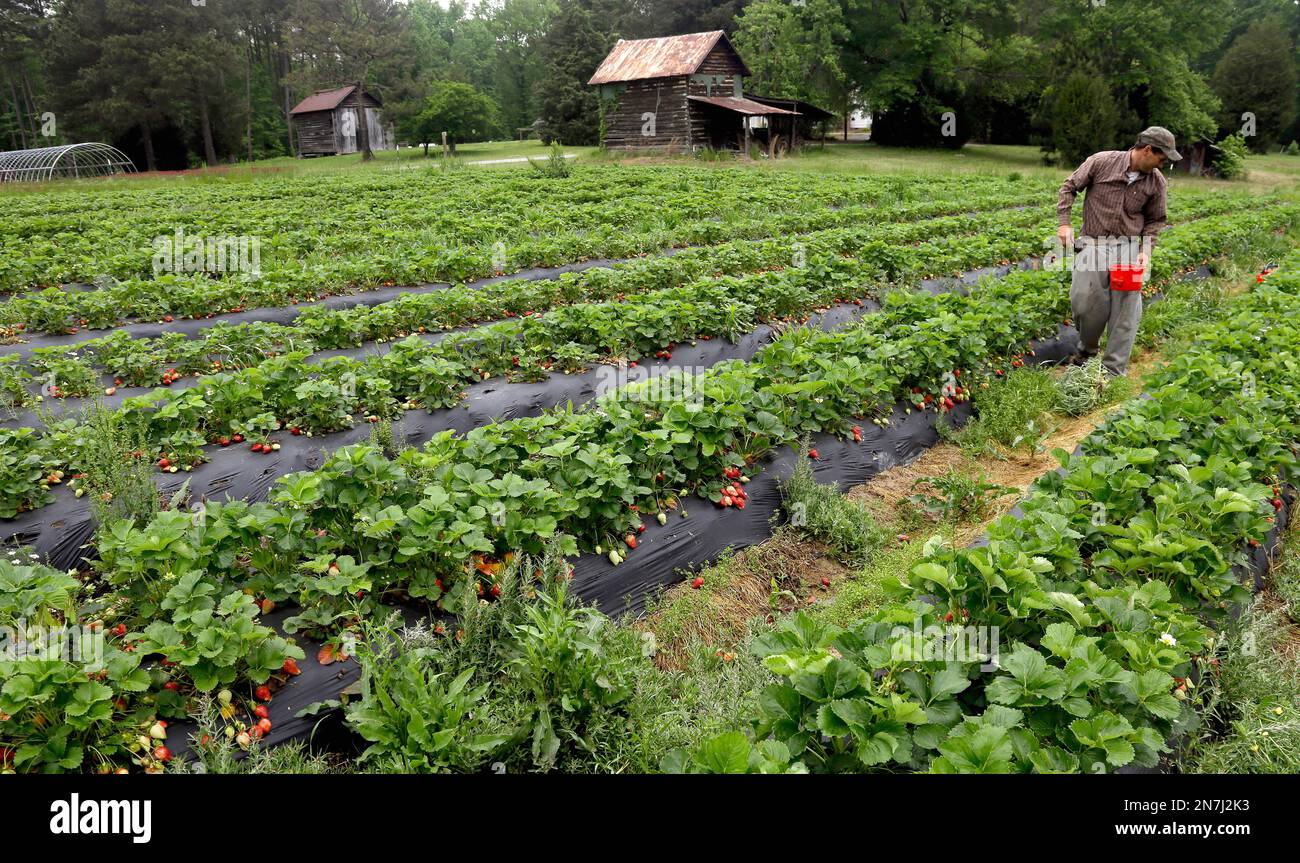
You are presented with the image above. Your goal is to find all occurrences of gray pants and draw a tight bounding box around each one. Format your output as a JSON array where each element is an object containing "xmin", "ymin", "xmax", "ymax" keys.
[{"xmin": 1069, "ymin": 244, "xmax": 1143, "ymax": 377}]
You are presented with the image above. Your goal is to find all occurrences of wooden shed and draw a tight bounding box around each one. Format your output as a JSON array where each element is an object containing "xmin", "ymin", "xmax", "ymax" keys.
[
  {"xmin": 743, "ymin": 95, "xmax": 838, "ymax": 152},
  {"xmin": 588, "ymin": 31, "xmax": 801, "ymax": 154},
  {"xmin": 1169, "ymin": 138, "xmax": 1217, "ymax": 177},
  {"xmin": 289, "ymin": 85, "xmax": 395, "ymax": 157}
]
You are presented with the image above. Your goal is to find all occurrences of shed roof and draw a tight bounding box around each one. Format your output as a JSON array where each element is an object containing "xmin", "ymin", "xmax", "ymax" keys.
[
  {"xmin": 687, "ymin": 95, "xmax": 799, "ymax": 116},
  {"xmin": 745, "ymin": 94, "xmax": 836, "ymax": 120},
  {"xmin": 290, "ymin": 85, "xmax": 382, "ymax": 115},
  {"xmin": 588, "ymin": 31, "xmax": 750, "ymax": 85}
]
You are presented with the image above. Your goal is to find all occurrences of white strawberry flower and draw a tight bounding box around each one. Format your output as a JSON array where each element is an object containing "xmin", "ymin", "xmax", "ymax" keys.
[{"xmin": 1159, "ymin": 632, "xmax": 1177, "ymax": 647}]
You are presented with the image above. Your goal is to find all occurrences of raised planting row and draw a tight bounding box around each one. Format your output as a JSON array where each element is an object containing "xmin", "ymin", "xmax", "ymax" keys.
[
  {"xmin": 71, "ymin": 262, "xmax": 1144, "ymax": 650},
  {"xmin": 3, "ymin": 199, "xmax": 1265, "ymax": 523},
  {"xmin": 3, "ymin": 167, "xmax": 1042, "ymax": 291},
  {"xmin": 0, "ymin": 206, "xmax": 1076, "ymax": 521},
  {"xmin": 0, "ymin": 198, "xmax": 1053, "ymax": 386},
  {"xmin": 10, "ymin": 194, "xmax": 1289, "ymax": 473},
  {"xmin": 0, "ymin": 170, "xmax": 1059, "ymax": 334},
  {"xmin": 666, "ymin": 252, "xmax": 1300, "ymax": 774},
  {"xmin": 2, "ymin": 200, "xmax": 1289, "ymax": 532}
]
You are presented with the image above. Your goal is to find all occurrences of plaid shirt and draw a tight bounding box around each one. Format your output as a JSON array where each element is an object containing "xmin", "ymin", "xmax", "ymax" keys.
[{"xmin": 1057, "ymin": 150, "xmax": 1167, "ymax": 247}]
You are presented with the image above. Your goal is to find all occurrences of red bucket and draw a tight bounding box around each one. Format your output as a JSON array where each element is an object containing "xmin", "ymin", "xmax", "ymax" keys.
[{"xmin": 1109, "ymin": 264, "xmax": 1145, "ymax": 291}]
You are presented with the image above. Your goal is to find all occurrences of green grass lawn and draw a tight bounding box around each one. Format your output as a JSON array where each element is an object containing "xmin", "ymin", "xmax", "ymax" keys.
[
  {"xmin": 0, "ymin": 139, "xmax": 598, "ymax": 196},
  {"xmin": 5, "ymin": 136, "xmax": 1297, "ymax": 198},
  {"xmin": 739, "ymin": 140, "xmax": 1300, "ymax": 195},
  {"xmin": 251, "ymin": 138, "xmax": 597, "ymax": 169}
]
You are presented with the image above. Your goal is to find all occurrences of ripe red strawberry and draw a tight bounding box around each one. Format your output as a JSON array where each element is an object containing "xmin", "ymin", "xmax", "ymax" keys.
[
  {"xmin": 157, "ymin": 457, "xmax": 170, "ymax": 469},
  {"xmin": 808, "ymin": 449, "xmax": 819, "ymax": 460},
  {"xmin": 490, "ymin": 584, "xmax": 501, "ymax": 598},
  {"xmin": 232, "ymin": 434, "xmax": 244, "ymax": 443},
  {"xmin": 254, "ymin": 704, "xmax": 270, "ymax": 720},
  {"xmin": 637, "ymin": 524, "xmax": 646, "ymax": 534},
  {"xmin": 821, "ymin": 577, "xmax": 830, "ymax": 588},
  {"xmin": 153, "ymin": 745, "xmax": 171, "ymax": 762},
  {"xmin": 162, "ymin": 315, "xmax": 174, "ymax": 323},
  {"xmin": 691, "ymin": 577, "xmax": 704, "ymax": 589},
  {"xmin": 735, "ymin": 498, "xmax": 746, "ymax": 509},
  {"xmin": 282, "ymin": 658, "xmax": 301, "ymax": 676},
  {"xmin": 163, "ymin": 681, "xmax": 179, "ymax": 692},
  {"xmin": 112, "ymin": 623, "xmax": 127, "ymax": 637},
  {"xmin": 255, "ymin": 684, "xmax": 271, "ymax": 701},
  {"xmin": 218, "ymin": 437, "xmax": 230, "ymax": 447}
]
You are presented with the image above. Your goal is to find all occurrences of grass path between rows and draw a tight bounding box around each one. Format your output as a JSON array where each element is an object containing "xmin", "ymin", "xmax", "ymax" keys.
[{"xmin": 631, "ymin": 248, "xmax": 1286, "ymax": 677}]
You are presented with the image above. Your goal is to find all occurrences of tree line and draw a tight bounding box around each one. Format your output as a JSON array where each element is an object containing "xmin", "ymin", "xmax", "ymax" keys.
[{"xmin": 1, "ymin": 0, "xmax": 1296, "ymax": 169}]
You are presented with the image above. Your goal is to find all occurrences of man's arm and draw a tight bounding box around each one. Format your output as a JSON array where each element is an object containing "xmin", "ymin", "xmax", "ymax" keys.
[{"xmin": 1057, "ymin": 154, "xmax": 1095, "ymax": 243}]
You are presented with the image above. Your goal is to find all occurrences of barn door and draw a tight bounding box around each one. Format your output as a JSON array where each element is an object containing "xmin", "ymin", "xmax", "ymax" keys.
[{"xmin": 338, "ymin": 108, "xmax": 359, "ymax": 154}]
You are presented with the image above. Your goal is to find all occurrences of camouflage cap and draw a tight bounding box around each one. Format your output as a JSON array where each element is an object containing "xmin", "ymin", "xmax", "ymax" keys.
[{"xmin": 1136, "ymin": 126, "xmax": 1182, "ymax": 161}]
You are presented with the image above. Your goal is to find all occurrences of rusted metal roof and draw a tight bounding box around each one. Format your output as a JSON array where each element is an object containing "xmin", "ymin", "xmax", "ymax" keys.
[
  {"xmin": 687, "ymin": 95, "xmax": 800, "ymax": 116},
  {"xmin": 588, "ymin": 31, "xmax": 749, "ymax": 85},
  {"xmin": 290, "ymin": 85, "xmax": 380, "ymax": 115}
]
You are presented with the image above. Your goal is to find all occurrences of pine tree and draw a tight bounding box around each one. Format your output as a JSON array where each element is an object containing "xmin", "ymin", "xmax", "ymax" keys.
[
  {"xmin": 1045, "ymin": 71, "xmax": 1121, "ymax": 166},
  {"xmin": 1211, "ymin": 19, "xmax": 1298, "ymax": 151},
  {"xmin": 532, "ymin": 0, "xmax": 621, "ymax": 146}
]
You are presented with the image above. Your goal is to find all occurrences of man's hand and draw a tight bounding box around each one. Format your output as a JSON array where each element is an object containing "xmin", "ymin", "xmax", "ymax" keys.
[
  {"xmin": 1057, "ymin": 224, "xmax": 1073, "ymax": 248},
  {"xmin": 1135, "ymin": 251, "xmax": 1150, "ymax": 272}
]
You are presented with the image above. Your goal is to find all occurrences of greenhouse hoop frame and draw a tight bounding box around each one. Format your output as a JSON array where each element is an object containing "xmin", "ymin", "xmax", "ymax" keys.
[{"xmin": 0, "ymin": 142, "xmax": 138, "ymax": 183}]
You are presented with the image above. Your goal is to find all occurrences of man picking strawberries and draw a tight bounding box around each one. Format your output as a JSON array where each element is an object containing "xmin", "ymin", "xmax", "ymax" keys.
[{"xmin": 1056, "ymin": 127, "xmax": 1181, "ymax": 377}]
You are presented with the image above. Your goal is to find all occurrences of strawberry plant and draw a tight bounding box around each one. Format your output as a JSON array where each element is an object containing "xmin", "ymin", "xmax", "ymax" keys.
[
  {"xmin": 0, "ymin": 557, "xmax": 152, "ymax": 773},
  {"xmin": 0, "ymin": 428, "xmax": 56, "ymax": 518},
  {"xmin": 131, "ymin": 571, "xmax": 305, "ymax": 692}
]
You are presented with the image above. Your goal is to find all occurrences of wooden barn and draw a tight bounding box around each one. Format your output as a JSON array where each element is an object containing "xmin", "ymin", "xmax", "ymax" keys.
[
  {"xmin": 289, "ymin": 85, "xmax": 395, "ymax": 157},
  {"xmin": 588, "ymin": 31, "xmax": 806, "ymax": 154}
]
